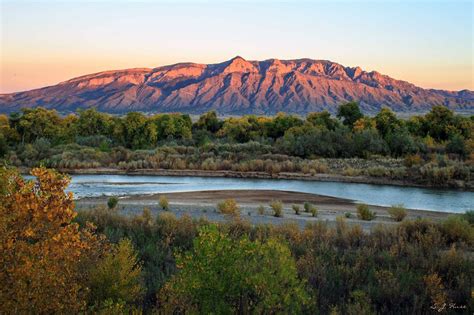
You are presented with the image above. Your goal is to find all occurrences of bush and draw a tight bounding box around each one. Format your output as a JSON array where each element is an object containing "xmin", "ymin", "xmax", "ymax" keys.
[
  {"xmin": 388, "ymin": 204, "xmax": 407, "ymax": 222},
  {"xmin": 107, "ymin": 196, "xmax": 119, "ymax": 210},
  {"xmin": 217, "ymin": 199, "xmax": 239, "ymax": 216},
  {"xmin": 441, "ymin": 216, "xmax": 474, "ymax": 244},
  {"xmin": 270, "ymin": 200, "xmax": 283, "ymax": 217},
  {"xmin": 462, "ymin": 210, "xmax": 474, "ymax": 225},
  {"xmin": 345, "ymin": 212, "xmax": 353, "ymax": 218},
  {"xmin": 159, "ymin": 195, "xmax": 169, "ymax": 211},
  {"xmin": 304, "ymin": 202, "xmax": 317, "ymax": 217},
  {"xmin": 292, "ymin": 205, "xmax": 301, "ymax": 215},
  {"xmin": 357, "ymin": 204, "xmax": 376, "ymax": 221},
  {"xmin": 257, "ymin": 205, "xmax": 265, "ymax": 215}
]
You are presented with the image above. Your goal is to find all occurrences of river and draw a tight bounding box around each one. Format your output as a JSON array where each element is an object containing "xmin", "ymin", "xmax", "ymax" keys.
[{"xmin": 59, "ymin": 174, "xmax": 473, "ymax": 213}]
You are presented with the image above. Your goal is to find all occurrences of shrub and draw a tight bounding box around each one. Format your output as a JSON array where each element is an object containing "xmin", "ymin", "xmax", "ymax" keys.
[
  {"xmin": 257, "ymin": 205, "xmax": 265, "ymax": 215},
  {"xmin": 270, "ymin": 200, "xmax": 283, "ymax": 217},
  {"xmin": 345, "ymin": 212, "xmax": 353, "ymax": 218},
  {"xmin": 292, "ymin": 205, "xmax": 301, "ymax": 215},
  {"xmin": 87, "ymin": 239, "xmax": 144, "ymax": 307},
  {"xmin": 304, "ymin": 202, "xmax": 317, "ymax": 216},
  {"xmin": 107, "ymin": 196, "xmax": 119, "ymax": 210},
  {"xmin": 462, "ymin": 210, "xmax": 474, "ymax": 225},
  {"xmin": 441, "ymin": 216, "xmax": 474, "ymax": 244},
  {"xmin": 357, "ymin": 204, "xmax": 376, "ymax": 221},
  {"xmin": 159, "ymin": 195, "xmax": 169, "ymax": 211},
  {"xmin": 159, "ymin": 225, "xmax": 308, "ymax": 313},
  {"xmin": 388, "ymin": 204, "xmax": 407, "ymax": 222},
  {"xmin": 217, "ymin": 199, "xmax": 239, "ymax": 216}
]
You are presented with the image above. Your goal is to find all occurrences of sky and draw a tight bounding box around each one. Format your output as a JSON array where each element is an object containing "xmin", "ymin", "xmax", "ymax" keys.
[{"xmin": 0, "ymin": 0, "xmax": 472, "ymax": 93}]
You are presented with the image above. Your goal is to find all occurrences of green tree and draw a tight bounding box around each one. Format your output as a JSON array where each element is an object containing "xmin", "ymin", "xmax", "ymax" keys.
[
  {"xmin": 337, "ymin": 102, "xmax": 363, "ymax": 127},
  {"xmin": 76, "ymin": 108, "xmax": 113, "ymax": 137},
  {"xmin": 307, "ymin": 111, "xmax": 339, "ymax": 130},
  {"xmin": 425, "ymin": 106, "xmax": 455, "ymax": 141},
  {"xmin": 87, "ymin": 238, "xmax": 144, "ymax": 309},
  {"xmin": 375, "ymin": 108, "xmax": 401, "ymax": 137},
  {"xmin": 194, "ymin": 111, "xmax": 222, "ymax": 133},
  {"xmin": 446, "ymin": 134, "xmax": 467, "ymax": 158},
  {"xmin": 160, "ymin": 225, "xmax": 308, "ymax": 314}
]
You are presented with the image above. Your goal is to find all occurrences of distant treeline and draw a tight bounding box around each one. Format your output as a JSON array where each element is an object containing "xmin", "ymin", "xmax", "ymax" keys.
[{"xmin": 0, "ymin": 103, "xmax": 472, "ymax": 187}]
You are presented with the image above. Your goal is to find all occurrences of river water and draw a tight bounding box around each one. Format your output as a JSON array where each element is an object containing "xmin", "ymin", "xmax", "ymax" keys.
[{"xmin": 60, "ymin": 174, "xmax": 473, "ymax": 213}]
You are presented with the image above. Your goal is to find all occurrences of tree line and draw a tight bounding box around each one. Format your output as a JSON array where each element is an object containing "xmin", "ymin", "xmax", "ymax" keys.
[
  {"xmin": 0, "ymin": 103, "xmax": 472, "ymax": 188},
  {"xmin": 0, "ymin": 102, "xmax": 471, "ymax": 157}
]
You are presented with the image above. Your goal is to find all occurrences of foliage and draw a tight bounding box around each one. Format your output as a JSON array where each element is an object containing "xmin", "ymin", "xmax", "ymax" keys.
[
  {"xmin": 292, "ymin": 204, "xmax": 301, "ymax": 215},
  {"xmin": 337, "ymin": 102, "xmax": 363, "ymax": 127},
  {"xmin": 357, "ymin": 204, "xmax": 376, "ymax": 221},
  {"xmin": 2, "ymin": 106, "xmax": 472, "ymax": 189},
  {"xmin": 257, "ymin": 205, "xmax": 265, "ymax": 215},
  {"xmin": 388, "ymin": 204, "xmax": 408, "ymax": 222},
  {"xmin": 217, "ymin": 198, "xmax": 239, "ymax": 216},
  {"xmin": 440, "ymin": 216, "xmax": 474, "ymax": 244},
  {"xmin": 159, "ymin": 195, "xmax": 169, "ymax": 211},
  {"xmin": 87, "ymin": 238, "xmax": 144, "ymax": 309},
  {"xmin": 107, "ymin": 196, "xmax": 119, "ymax": 210},
  {"xmin": 304, "ymin": 202, "xmax": 317, "ymax": 217},
  {"xmin": 159, "ymin": 225, "xmax": 309, "ymax": 314},
  {"xmin": 0, "ymin": 167, "xmax": 107, "ymax": 313},
  {"xmin": 462, "ymin": 210, "xmax": 474, "ymax": 225},
  {"xmin": 74, "ymin": 204, "xmax": 474, "ymax": 314},
  {"xmin": 270, "ymin": 200, "xmax": 284, "ymax": 217}
]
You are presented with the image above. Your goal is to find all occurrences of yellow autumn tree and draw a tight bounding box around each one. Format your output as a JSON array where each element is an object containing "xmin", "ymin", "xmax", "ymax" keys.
[{"xmin": 0, "ymin": 167, "xmax": 106, "ymax": 314}]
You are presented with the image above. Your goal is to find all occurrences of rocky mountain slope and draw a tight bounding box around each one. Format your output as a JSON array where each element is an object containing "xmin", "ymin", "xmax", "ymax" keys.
[{"xmin": 1, "ymin": 56, "xmax": 472, "ymax": 114}]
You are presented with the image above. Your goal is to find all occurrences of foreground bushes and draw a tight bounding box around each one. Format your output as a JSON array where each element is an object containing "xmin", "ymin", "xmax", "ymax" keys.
[
  {"xmin": 75, "ymin": 207, "xmax": 474, "ymax": 314},
  {"xmin": 160, "ymin": 225, "xmax": 308, "ymax": 313},
  {"xmin": 2, "ymin": 167, "xmax": 473, "ymax": 314}
]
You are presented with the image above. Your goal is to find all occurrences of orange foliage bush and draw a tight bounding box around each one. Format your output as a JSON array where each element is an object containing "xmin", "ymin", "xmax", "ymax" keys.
[{"xmin": 0, "ymin": 167, "xmax": 106, "ymax": 313}]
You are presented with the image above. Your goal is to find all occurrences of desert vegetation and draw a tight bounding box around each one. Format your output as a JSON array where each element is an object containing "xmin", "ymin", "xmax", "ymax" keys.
[
  {"xmin": 0, "ymin": 104, "xmax": 472, "ymax": 188},
  {"xmin": 1, "ymin": 167, "xmax": 472, "ymax": 314}
]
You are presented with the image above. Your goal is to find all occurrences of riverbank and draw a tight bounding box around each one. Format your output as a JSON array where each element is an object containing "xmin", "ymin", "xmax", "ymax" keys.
[
  {"xmin": 31, "ymin": 167, "xmax": 471, "ymax": 190},
  {"xmin": 76, "ymin": 189, "xmax": 451, "ymax": 231}
]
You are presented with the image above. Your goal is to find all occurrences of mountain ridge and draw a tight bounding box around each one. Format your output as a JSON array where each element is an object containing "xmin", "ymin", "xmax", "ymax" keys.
[{"xmin": 1, "ymin": 56, "xmax": 473, "ymax": 114}]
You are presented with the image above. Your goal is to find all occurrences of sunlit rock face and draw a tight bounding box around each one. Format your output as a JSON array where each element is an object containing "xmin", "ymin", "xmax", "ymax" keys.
[{"xmin": 1, "ymin": 56, "xmax": 472, "ymax": 114}]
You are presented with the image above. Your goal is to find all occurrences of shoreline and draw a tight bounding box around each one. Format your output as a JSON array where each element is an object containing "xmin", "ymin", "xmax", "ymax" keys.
[
  {"xmin": 76, "ymin": 189, "xmax": 451, "ymax": 231},
  {"xmin": 24, "ymin": 167, "xmax": 472, "ymax": 191}
]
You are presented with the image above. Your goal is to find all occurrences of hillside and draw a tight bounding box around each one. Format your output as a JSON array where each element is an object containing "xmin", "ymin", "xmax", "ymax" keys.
[{"xmin": 1, "ymin": 56, "xmax": 472, "ymax": 114}]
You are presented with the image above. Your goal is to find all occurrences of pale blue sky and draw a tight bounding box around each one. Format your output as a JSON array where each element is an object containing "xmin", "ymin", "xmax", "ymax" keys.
[{"xmin": 1, "ymin": 0, "xmax": 472, "ymax": 93}]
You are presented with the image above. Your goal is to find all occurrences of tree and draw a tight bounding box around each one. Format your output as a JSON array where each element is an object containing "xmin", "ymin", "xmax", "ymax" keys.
[
  {"xmin": 386, "ymin": 129, "xmax": 418, "ymax": 157},
  {"xmin": 446, "ymin": 134, "xmax": 467, "ymax": 158},
  {"xmin": 266, "ymin": 112, "xmax": 303, "ymax": 139},
  {"xmin": 76, "ymin": 108, "xmax": 113, "ymax": 137},
  {"xmin": 306, "ymin": 111, "xmax": 339, "ymax": 130},
  {"xmin": 160, "ymin": 225, "xmax": 308, "ymax": 314},
  {"xmin": 87, "ymin": 238, "xmax": 144, "ymax": 309},
  {"xmin": 0, "ymin": 167, "xmax": 106, "ymax": 313},
  {"xmin": 194, "ymin": 111, "xmax": 222, "ymax": 133},
  {"xmin": 374, "ymin": 108, "xmax": 401, "ymax": 137},
  {"xmin": 17, "ymin": 107, "xmax": 62, "ymax": 144},
  {"xmin": 425, "ymin": 106, "xmax": 455, "ymax": 141},
  {"xmin": 337, "ymin": 102, "xmax": 363, "ymax": 127}
]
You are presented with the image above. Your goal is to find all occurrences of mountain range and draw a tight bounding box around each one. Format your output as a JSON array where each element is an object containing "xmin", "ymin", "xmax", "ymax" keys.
[{"xmin": 1, "ymin": 56, "xmax": 473, "ymax": 114}]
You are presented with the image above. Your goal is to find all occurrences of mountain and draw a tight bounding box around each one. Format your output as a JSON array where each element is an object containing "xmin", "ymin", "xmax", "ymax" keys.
[{"xmin": 1, "ymin": 56, "xmax": 473, "ymax": 114}]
